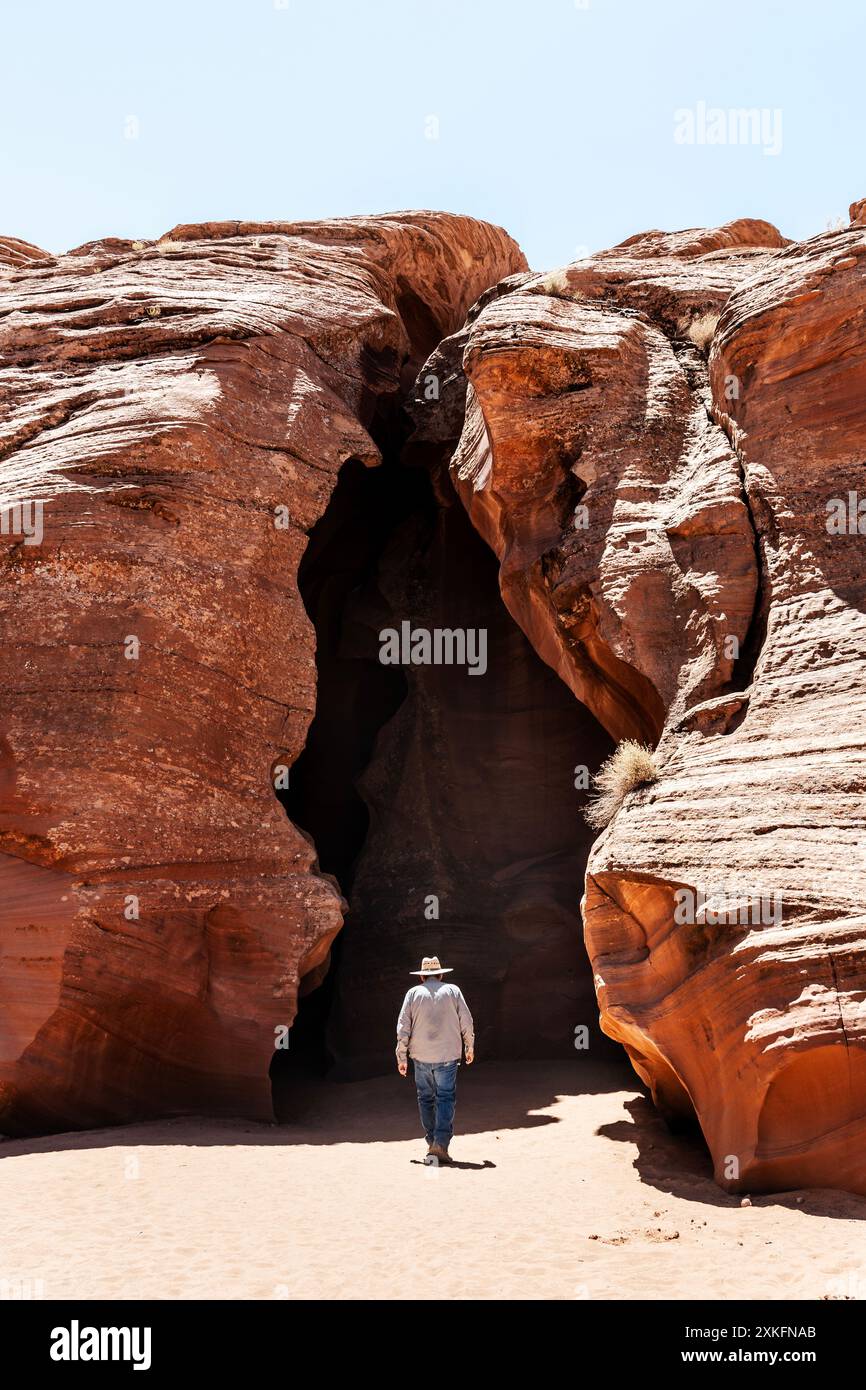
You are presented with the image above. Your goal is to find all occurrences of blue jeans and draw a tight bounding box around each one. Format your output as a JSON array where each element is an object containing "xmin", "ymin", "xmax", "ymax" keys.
[{"xmin": 413, "ymin": 1059, "xmax": 459, "ymax": 1148}]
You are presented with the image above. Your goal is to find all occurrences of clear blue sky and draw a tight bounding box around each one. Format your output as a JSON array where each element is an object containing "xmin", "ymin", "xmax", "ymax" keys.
[{"xmin": 2, "ymin": 0, "xmax": 863, "ymax": 270}]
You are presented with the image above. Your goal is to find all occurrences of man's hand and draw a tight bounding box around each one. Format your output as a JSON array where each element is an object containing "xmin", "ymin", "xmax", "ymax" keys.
[
  {"xmin": 398, "ymin": 1061, "xmax": 408, "ymax": 1077},
  {"xmin": 465, "ymin": 1049, "xmax": 474, "ymax": 1065}
]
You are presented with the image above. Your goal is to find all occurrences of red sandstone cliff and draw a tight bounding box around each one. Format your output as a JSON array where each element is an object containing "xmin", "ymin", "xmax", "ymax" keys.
[
  {"xmin": 3, "ymin": 199, "xmax": 866, "ymax": 1204},
  {"xmin": 0, "ymin": 214, "xmax": 524, "ymax": 1133},
  {"xmin": 431, "ymin": 206, "xmax": 866, "ymax": 1196}
]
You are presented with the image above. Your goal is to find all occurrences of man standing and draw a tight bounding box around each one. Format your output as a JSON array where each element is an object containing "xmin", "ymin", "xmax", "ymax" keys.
[{"xmin": 396, "ymin": 955, "xmax": 474, "ymax": 1163}]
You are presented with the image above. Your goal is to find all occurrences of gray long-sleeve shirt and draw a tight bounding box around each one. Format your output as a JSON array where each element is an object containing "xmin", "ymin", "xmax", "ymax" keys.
[{"xmin": 395, "ymin": 979, "xmax": 474, "ymax": 1066}]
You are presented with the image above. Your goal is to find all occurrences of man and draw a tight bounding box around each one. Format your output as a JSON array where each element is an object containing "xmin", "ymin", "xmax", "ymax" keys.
[{"xmin": 396, "ymin": 955, "xmax": 474, "ymax": 1163}]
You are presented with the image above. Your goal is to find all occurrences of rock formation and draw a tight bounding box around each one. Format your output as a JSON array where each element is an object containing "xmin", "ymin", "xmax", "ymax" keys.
[
  {"xmin": 433, "ymin": 210, "xmax": 866, "ymax": 1195},
  {"xmin": 3, "ymin": 196, "xmax": 865, "ymax": 1202},
  {"xmin": 0, "ymin": 214, "xmax": 524, "ymax": 1133}
]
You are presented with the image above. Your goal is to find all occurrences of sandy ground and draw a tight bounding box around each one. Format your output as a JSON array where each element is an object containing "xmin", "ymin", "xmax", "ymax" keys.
[{"xmin": 1, "ymin": 1060, "xmax": 864, "ymax": 1301}]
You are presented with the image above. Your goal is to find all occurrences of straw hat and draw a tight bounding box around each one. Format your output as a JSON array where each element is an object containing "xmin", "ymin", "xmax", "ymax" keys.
[{"xmin": 410, "ymin": 955, "xmax": 453, "ymax": 976}]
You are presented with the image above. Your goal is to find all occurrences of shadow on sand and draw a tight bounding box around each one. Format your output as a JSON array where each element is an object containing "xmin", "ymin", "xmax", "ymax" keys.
[
  {"xmin": 597, "ymin": 1094, "xmax": 866, "ymax": 1221},
  {"xmin": 4, "ymin": 1059, "xmax": 865, "ymax": 1220},
  {"xmin": 0, "ymin": 1059, "xmax": 629, "ymax": 1154}
]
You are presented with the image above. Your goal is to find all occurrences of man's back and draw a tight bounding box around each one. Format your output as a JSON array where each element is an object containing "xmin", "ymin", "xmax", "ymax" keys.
[{"xmin": 396, "ymin": 979, "xmax": 474, "ymax": 1065}]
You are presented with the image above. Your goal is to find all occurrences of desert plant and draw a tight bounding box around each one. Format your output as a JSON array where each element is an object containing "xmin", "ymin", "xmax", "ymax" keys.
[
  {"xmin": 684, "ymin": 311, "xmax": 720, "ymax": 354},
  {"xmin": 584, "ymin": 740, "xmax": 659, "ymax": 830},
  {"xmin": 534, "ymin": 268, "xmax": 571, "ymax": 295}
]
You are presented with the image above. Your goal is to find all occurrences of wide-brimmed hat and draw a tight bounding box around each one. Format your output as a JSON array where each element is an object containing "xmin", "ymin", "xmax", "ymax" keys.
[{"xmin": 410, "ymin": 955, "xmax": 453, "ymax": 976}]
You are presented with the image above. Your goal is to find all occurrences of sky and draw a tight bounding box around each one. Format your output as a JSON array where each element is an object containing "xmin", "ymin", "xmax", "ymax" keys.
[{"xmin": 1, "ymin": 0, "xmax": 864, "ymax": 270}]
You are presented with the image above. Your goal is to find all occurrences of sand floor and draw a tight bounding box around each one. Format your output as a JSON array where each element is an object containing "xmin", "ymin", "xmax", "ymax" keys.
[{"xmin": 1, "ymin": 1060, "xmax": 864, "ymax": 1301}]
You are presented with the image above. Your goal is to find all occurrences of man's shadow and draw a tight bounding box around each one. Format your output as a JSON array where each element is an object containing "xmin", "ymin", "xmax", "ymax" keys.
[{"xmin": 409, "ymin": 1157, "xmax": 496, "ymax": 1171}]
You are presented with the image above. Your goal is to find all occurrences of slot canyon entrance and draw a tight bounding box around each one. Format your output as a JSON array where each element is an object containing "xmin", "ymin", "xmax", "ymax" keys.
[{"xmin": 271, "ymin": 432, "xmax": 620, "ymax": 1116}]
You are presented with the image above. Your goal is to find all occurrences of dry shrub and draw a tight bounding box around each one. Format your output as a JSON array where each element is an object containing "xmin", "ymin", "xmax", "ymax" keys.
[
  {"xmin": 584, "ymin": 740, "xmax": 659, "ymax": 830},
  {"xmin": 685, "ymin": 311, "xmax": 720, "ymax": 354},
  {"xmin": 535, "ymin": 268, "xmax": 571, "ymax": 295}
]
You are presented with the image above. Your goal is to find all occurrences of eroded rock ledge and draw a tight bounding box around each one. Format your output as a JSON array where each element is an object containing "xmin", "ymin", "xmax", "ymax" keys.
[{"xmin": 426, "ymin": 205, "xmax": 866, "ymax": 1196}]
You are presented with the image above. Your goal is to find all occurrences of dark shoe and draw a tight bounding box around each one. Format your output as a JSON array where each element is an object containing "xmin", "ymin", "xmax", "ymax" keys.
[{"xmin": 429, "ymin": 1142, "xmax": 450, "ymax": 1162}]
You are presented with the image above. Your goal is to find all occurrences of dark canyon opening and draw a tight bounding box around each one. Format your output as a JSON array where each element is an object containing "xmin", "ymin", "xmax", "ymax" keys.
[{"xmin": 270, "ymin": 422, "xmax": 620, "ymax": 1116}]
